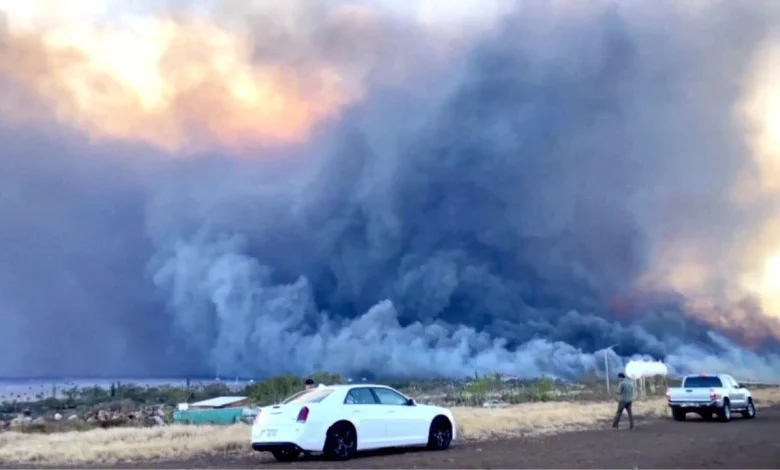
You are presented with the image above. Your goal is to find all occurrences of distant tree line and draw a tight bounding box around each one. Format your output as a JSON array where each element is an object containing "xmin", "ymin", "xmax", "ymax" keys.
[{"xmin": 0, "ymin": 372, "xmax": 349, "ymax": 414}]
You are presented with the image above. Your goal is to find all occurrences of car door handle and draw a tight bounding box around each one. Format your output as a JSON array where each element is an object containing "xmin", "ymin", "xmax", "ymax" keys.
[{"xmin": 352, "ymin": 410, "xmax": 360, "ymax": 414}]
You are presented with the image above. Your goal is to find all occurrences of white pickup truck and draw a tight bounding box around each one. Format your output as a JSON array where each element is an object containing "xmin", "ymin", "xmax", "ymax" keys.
[{"xmin": 665, "ymin": 373, "xmax": 756, "ymax": 422}]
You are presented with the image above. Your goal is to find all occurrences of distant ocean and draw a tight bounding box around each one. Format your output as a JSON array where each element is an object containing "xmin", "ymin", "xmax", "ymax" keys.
[{"xmin": 0, "ymin": 377, "xmax": 255, "ymax": 402}]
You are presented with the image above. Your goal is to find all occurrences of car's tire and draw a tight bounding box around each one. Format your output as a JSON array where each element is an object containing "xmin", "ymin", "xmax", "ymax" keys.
[
  {"xmin": 718, "ymin": 400, "xmax": 732, "ymax": 422},
  {"xmin": 672, "ymin": 408, "xmax": 686, "ymax": 421},
  {"xmin": 323, "ymin": 421, "xmax": 357, "ymax": 461},
  {"xmin": 427, "ymin": 415, "xmax": 453, "ymax": 451},
  {"xmin": 271, "ymin": 448, "xmax": 301, "ymax": 462},
  {"xmin": 700, "ymin": 412, "xmax": 714, "ymax": 421},
  {"xmin": 742, "ymin": 399, "xmax": 756, "ymax": 419}
]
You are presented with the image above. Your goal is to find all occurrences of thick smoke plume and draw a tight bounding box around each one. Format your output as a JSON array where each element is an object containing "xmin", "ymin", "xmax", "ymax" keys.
[{"xmin": 1, "ymin": 0, "xmax": 780, "ymax": 381}]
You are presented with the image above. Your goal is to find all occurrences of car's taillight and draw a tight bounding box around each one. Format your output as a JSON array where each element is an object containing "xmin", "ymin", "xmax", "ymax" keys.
[
  {"xmin": 709, "ymin": 389, "xmax": 718, "ymax": 400},
  {"xmin": 665, "ymin": 389, "xmax": 671, "ymax": 400},
  {"xmin": 296, "ymin": 406, "xmax": 309, "ymax": 423},
  {"xmin": 253, "ymin": 409, "xmax": 262, "ymax": 423}
]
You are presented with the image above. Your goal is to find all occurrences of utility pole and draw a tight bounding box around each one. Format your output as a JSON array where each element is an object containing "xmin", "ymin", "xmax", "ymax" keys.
[{"xmin": 604, "ymin": 344, "xmax": 619, "ymax": 393}]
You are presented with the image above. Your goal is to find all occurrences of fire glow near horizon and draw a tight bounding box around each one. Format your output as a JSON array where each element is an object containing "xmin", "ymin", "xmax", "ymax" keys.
[{"xmin": 2, "ymin": 0, "xmax": 780, "ymax": 380}]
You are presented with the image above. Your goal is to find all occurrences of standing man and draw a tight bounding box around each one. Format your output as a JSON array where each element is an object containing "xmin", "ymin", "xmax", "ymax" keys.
[{"xmin": 612, "ymin": 372, "xmax": 635, "ymax": 430}]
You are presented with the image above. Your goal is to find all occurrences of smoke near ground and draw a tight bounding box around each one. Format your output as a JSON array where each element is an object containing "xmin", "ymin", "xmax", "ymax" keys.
[{"xmin": 1, "ymin": 0, "xmax": 780, "ymax": 380}]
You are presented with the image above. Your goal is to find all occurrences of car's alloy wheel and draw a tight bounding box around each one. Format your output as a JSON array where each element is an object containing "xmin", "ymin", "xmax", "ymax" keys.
[
  {"xmin": 325, "ymin": 424, "xmax": 357, "ymax": 460},
  {"xmin": 427, "ymin": 417, "xmax": 453, "ymax": 450}
]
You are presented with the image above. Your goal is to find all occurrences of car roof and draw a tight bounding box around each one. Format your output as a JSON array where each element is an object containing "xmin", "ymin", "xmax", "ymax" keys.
[
  {"xmin": 285, "ymin": 384, "xmax": 407, "ymax": 405},
  {"xmin": 318, "ymin": 383, "xmax": 395, "ymax": 389}
]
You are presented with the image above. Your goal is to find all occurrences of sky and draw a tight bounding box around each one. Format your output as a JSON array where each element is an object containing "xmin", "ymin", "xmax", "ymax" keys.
[{"xmin": 1, "ymin": 0, "xmax": 780, "ymax": 380}]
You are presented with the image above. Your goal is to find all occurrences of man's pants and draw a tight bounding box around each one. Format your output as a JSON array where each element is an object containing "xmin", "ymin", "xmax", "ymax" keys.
[{"xmin": 612, "ymin": 400, "xmax": 634, "ymax": 429}]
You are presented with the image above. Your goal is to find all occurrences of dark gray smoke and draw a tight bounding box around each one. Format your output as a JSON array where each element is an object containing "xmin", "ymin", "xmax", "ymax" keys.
[{"xmin": 2, "ymin": 0, "xmax": 780, "ymax": 380}]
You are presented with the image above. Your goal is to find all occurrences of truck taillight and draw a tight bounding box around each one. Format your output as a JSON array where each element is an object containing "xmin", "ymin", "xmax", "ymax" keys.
[
  {"xmin": 709, "ymin": 389, "xmax": 718, "ymax": 400},
  {"xmin": 665, "ymin": 389, "xmax": 671, "ymax": 400},
  {"xmin": 253, "ymin": 409, "xmax": 262, "ymax": 423},
  {"xmin": 297, "ymin": 406, "xmax": 309, "ymax": 423}
]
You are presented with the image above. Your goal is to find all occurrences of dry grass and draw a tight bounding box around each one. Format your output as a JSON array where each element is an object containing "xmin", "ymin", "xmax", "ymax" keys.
[
  {"xmin": 0, "ymin": 424, "xmax": 249, "ymax": 465},
  {"xmin": 3, "ymin": 388, "xmax": 779, "ymax": 466},
  {"xmin": 453, "ymin": 398, "xmax": 668, "ymax": 439}
]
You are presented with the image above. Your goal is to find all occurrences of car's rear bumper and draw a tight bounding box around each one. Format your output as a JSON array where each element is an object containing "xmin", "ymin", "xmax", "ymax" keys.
[
  {"xmin": 251, "ymin": 423, "xmax": 326, "ymax": 452},
  {"xmin": 252, "ymin": 442, "xmax": 305, "ymax": 453}
]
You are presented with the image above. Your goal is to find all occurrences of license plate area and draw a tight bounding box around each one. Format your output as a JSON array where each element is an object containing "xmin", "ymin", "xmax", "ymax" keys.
[{"xmin": 258, "ymin": 428, "xmax": 278, "ymax": 438}]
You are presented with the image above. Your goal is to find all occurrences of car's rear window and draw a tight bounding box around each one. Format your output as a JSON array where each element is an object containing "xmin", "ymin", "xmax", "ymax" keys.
[
  {"xmin": 281, "ymin": 388, "xmax": 335, "ymax": 404},
  {"xmin": 683, "ymin": 376, "xmax": 723, "ymax": 388}
]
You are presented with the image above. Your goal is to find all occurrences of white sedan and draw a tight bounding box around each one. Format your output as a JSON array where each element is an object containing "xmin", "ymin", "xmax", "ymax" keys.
[{"xmin": 250, "ymin": 383, "xmax": 457, "ymax": 461}]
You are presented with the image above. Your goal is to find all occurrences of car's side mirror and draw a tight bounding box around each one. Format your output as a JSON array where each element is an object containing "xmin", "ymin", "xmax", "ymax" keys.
[{"xmin": 406, "ymin": 398, "xmax": 416, "ymax": 406}]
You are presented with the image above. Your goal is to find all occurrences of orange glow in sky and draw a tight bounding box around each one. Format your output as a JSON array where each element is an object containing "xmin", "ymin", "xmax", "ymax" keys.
[{"xmin": 0, "ymin": 6, "xmax": 354, "ymax": 154}]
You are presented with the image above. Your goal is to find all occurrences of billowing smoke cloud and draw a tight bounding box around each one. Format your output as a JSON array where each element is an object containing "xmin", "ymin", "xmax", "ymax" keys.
[{"xmin": 1, "ymin": 0, "xmax": 780, "ymax": 381}]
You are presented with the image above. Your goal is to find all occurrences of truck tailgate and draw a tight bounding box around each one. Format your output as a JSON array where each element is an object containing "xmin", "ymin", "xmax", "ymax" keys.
[{"xmin": 669, "ymin": 387, "xmax": 714, "ymax": 403}]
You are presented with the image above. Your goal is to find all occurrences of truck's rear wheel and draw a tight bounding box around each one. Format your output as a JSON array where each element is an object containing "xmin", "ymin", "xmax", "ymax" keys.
[
  {"xmin": 741, "ymin": 399, "xmax": 756, "ymax": 419},
  {"xmin": 718, "ymin": 401, "xmax": 732, "ymax": 422},
  {"xmin": 672, "ymin": 408, "xmax": 686, "ymax": 421}
]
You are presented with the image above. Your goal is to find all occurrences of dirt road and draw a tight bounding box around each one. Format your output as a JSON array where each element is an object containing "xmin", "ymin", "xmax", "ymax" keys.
[
  {"xmin": 11, "ymin": 406, "xmax": 780, "ymax": 469},
  {"xmin": 133, "ymin": 406, "xmax": 780, "ymax": 469}
]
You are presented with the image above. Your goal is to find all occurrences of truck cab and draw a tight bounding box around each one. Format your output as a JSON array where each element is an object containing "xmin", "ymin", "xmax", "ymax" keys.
[{"xmin": 665, "ymin": 373, "xmax": 755, "ymax": 422}]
